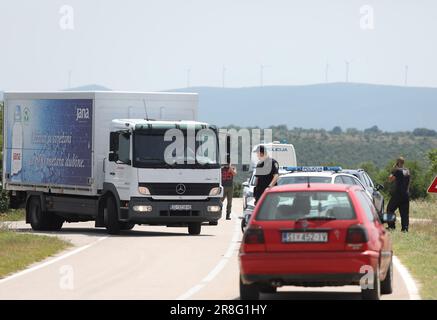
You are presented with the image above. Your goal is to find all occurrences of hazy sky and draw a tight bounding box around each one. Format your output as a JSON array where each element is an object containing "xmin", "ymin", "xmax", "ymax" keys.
[{"xmin": 1, "ymin": 0, "xmax": 437, "ymax": 91}]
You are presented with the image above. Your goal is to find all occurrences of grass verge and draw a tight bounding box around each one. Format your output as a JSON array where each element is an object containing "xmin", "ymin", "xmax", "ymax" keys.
[
  {"xmin": 390, "ymin": 198, "xmax": 437, "ymax": 299},
  {"xmin": 0, "ymin": 209, "xmax": 25, "ymax": 222},
  {"xmin": 0, "ymin": 228, "xmax": 71, "ymax": 279}
]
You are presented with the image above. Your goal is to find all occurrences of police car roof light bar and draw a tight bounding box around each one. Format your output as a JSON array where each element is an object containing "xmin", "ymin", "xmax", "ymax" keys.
[{"xmin": 284, "ymin": 166, "xmax": 343, "ymax": 173}]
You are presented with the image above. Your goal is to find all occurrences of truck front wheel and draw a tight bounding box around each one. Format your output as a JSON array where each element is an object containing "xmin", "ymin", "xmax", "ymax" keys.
[
  {"xmin": 105, "ymin": 196, "xmax": 121, "ymax": 235},
  {"xmin": 188, "ymin": 222, "xmax": 201, "ymax": 235}
]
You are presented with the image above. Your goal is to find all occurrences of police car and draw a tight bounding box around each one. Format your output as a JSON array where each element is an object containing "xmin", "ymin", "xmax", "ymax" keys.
[
  {"xmin": 277, "ymin": 166, "xmax": 372, "ymax": 199},
  {"xmin": 241, "ymin": 166, "xmax": 374, "ymax": 232},
  {"xmin": 341, "ymin": 169, "xmax": 385, "ymax": 215}
]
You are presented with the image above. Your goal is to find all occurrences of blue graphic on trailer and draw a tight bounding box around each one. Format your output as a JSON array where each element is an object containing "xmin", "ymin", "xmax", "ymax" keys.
[{"xmin": 6, "ymin": 99, "xmax": 93, "ymax": 186}]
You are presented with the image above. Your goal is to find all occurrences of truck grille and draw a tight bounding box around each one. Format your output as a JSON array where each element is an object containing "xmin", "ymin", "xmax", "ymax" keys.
[{"xmin": 139, "ymin": 183, "xmax": 218, "ymax": 196}]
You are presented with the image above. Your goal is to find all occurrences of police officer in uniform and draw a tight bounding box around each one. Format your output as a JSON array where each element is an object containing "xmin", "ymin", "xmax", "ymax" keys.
[
  {"xmin": 387, "ymin": 157, "xmax": 411, "ymax": 232},
  {"xmin": 253, "ymin": 145, "xmax": 279, "ymax": 204}
]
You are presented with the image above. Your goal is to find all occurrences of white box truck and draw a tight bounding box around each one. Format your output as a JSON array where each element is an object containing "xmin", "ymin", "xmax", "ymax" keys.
[{"xmin": 2, "ymin": 91, "xmax": 224, "ymax": 235}]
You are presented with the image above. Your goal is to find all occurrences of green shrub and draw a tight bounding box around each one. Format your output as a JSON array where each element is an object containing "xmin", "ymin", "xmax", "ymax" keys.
[{"xmin": 0, "ymin": 186, "xmax": 9, "ymax": 213}]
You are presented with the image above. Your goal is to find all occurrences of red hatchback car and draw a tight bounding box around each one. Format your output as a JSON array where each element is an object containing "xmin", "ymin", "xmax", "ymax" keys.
[{"xmin": 239, "ymin": 183, "xmax": 394, "ymax": 300}]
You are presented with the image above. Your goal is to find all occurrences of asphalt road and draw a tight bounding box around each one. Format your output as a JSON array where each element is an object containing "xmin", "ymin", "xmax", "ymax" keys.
[{"xmin": 0, "ymin": 199, "xmax": 412, "ymax": 300}]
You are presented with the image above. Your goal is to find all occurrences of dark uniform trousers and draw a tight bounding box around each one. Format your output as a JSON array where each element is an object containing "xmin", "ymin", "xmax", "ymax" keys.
[{"xmin": 387, "ymin": 196, "xmax": 410, "ymax": 231}]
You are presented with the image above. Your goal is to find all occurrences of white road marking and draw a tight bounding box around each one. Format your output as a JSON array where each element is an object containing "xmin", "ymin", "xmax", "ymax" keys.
[
  {"xmin": 177, "ymin": 217, "xmax": 241, "ymax": 300},
  {"xmin": 0, "ymin": 236, "xmax": 108, "ymax": 285},
  {"xmin": 177, "ymin": 284, "xmax": 205, "ymax": 300},
  {"xmin": 393, "ymin": 255, "xmax": 421, "ymax": 300}
]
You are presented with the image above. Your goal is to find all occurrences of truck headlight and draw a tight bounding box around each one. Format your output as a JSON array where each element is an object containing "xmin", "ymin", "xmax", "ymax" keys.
[
  {"xmin": 208, "ymin": 205, "xmax": 221, "ymax": 212},
  {"xmin": 133, "ymin": 205, "xmax": 153, "ymax": 212},
  {"xmin": 138, "ymin": 186, "xmax": 151, "ymax": 195},
  {"xmin": 209, "ymin": 187, "xmax": 222, "ymax": 196}
]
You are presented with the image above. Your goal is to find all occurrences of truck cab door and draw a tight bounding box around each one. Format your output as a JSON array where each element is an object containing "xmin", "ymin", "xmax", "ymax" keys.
[{"xmin": 106, "ymin": 131, "xmax": 132, "ymax": 200}]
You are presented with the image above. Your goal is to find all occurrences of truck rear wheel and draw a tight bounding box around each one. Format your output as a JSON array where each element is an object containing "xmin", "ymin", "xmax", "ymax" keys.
[
  {"xmin": 28, "ymin": 197, "xmax": 63, "ymax": 231},
  {"xmin": 105, "ymin": 196, "xmax": 120, "ymax": 235},
  {"xmin": 188, "ymin": 222, "xmax": 201, "ymax": 235}
]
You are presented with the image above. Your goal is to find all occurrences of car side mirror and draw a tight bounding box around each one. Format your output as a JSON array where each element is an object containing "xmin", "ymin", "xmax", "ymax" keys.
[
  {"xmin": 242, "ymin": 181, "xmax": 249, "ymax": 188},
  {"xmin": 375, "ymin": 184, "xmax": 384, "ymax": 191},
  {"xmin": 381, "ymin": 213, "xmax": 396, "ymax": 224},
  {"xmin": 242, "ymin": 164, "xmax": 250, "ymax": 172},
  {"xmin": 108, "ymin": 152, "xmax": 118, "ymax": 162}
]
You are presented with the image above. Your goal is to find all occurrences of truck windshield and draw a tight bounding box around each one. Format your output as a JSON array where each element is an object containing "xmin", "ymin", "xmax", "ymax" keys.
[{"xmin": 133, "ymin": 127, "xmax": 220, "ymax": 169}]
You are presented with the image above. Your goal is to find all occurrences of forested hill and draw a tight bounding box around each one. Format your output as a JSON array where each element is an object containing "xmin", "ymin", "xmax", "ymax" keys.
[{"xmin": 223, "ymin": 125, "xmax": 437, "ymax": 169}]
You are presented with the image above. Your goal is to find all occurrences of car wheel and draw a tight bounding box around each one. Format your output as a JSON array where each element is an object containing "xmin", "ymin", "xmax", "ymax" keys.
[
  {"xmin": 239, "ymin": 276, "xmax": 259, "ymax": 300},
  {"xmin": 361, "ymin": 265, "xmax": 381, "ymax": 300},
  {"xmin": 381, "ymin": 258, "xmax": 393, "ymax": 295},
  {"xmin": 188, "ymin": 222, "xmax": 201, "ymax": 235},
  {"xmin": 105, "ymin": 196, "xmax": 121, "ymax": 235}
]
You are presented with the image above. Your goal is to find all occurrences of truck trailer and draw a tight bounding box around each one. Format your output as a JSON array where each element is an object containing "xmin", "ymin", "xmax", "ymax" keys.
[{"xmin": 2, "ymin": 91, "xmax": 223, "ymax": 235}]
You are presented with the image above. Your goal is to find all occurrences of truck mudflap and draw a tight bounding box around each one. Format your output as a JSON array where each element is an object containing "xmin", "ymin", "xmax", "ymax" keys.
[{"xmin": 127, "ymin": 197, "xmax": 222, "ymax": 224}]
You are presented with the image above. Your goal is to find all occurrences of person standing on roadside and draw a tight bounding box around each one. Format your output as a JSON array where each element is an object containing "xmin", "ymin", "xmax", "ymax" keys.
[
  {"xmin": 387, "ymin": 156, "xmax": 411, "ymax": 232},
  {"xmin": 221, "ymin": 163, "xmax": 237, "ymax": 220},
  {"xmin": 253, "ymin": 145, "xmax": 279, "ymax": 204}
]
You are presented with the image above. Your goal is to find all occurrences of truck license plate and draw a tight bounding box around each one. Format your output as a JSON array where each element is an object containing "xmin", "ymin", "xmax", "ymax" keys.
[{"xmin": 170, "ymin": 204, "xmax": 192, "ymax": 211}]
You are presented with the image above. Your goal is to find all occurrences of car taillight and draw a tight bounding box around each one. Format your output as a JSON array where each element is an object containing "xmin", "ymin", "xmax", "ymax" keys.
[
  {"xmin": 244, "ymin": 227, "xmax": 265, "ymax": 244},
  {"xmin": 346, "ymin": 225, "xmax": 369, "ymax": 244}
]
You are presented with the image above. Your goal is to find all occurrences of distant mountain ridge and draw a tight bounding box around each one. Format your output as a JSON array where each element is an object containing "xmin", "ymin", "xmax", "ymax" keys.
[
  {"xmin": 169, "ymin": 83, "xmax": 437, "ymax": 131},
  {"xmin": 2, "ymin": 83, "xmax": 436, "ymax": 131}
]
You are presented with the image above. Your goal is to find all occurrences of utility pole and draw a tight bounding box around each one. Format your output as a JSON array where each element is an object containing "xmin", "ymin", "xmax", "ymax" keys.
[{"xmin": 260, "ymin": 65, "xmax": 270, "ymax": 87}]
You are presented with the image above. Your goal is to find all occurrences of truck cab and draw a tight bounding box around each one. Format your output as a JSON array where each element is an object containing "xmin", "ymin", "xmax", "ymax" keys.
[{"xmin": 104, "ymin": 119, "xmax": 223, "ymax": 235}]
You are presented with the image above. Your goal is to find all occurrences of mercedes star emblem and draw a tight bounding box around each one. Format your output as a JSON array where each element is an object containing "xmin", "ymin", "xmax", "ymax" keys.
[{"xmin": 176, "ymin": 184, "xmax": 186, "ymax": 195}]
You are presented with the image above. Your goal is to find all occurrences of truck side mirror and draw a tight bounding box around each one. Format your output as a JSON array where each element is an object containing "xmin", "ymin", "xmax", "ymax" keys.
[
  {"xmin": 242, "ymin": 164, "xmax": 250, "ymax": 172},
  {"xmin": 110, "ymin": 132, "xmax": 119, "ymax": 152},
  {"xmin": 108, "ymin": 152, "xmax": 118, "ymax": 162}
]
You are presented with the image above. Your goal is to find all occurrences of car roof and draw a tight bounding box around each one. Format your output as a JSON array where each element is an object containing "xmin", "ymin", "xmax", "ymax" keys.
[
  {"xmin": 267, "ymin": 183, "xmax": 362, "ymax": 193},
  {"xmin": 279, "ymin": 171, "xmax": 353, "ymax": 178},
  {"xmin": 342, "ymin": 169, "xmax": 365, "ymax": 174}
]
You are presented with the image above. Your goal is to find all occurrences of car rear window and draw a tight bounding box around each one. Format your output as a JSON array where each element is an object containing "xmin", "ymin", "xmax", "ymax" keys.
[
  {"xmin": 256, "ymin": 191, "xmax": 356, "ymax": 221},
  {"xmin": 278, "ymin": 176, "xmax": 332, "ymax": 185}
]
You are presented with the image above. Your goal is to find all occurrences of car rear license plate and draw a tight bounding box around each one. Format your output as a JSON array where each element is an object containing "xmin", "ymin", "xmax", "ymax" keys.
[
  {"xmin": 282, "ymin": 232, "xmax": 328, "ymax": 243},
  {"xmin": 170, "ymin": 204, "xmax": 192, "ymax": 211}
]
